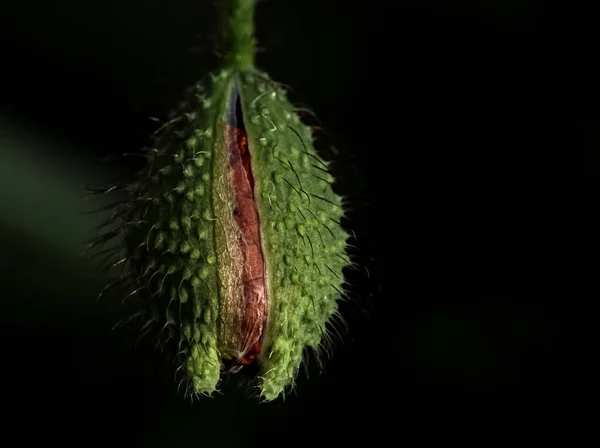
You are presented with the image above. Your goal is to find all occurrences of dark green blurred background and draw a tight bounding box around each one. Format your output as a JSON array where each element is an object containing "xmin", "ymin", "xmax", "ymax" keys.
[{"xmin": 1, "ymin": 0, "xmax": 568, "ymax": 445}]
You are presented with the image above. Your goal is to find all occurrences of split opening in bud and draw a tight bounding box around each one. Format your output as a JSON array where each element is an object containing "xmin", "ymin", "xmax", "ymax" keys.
[{"xmin": 219, "ymin": 82, "xmax": 268, "ymax": 378}]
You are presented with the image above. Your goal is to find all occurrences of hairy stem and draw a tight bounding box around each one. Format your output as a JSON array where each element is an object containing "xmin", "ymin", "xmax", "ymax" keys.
[{"xmin": 222, "ymin": 0, "xmax": 256, "ymax": 69}]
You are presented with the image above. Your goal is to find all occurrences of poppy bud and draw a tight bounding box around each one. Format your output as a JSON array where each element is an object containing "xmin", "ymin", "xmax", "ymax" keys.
[{"xmin": 99, "ymin": 0, "xmax": 350, "ymax": 401}]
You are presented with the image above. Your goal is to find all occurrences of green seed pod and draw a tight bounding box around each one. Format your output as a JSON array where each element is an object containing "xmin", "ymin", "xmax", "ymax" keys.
[{"xmin": 93, "ymin": 0, "xmax": 350, "ymax": 401}]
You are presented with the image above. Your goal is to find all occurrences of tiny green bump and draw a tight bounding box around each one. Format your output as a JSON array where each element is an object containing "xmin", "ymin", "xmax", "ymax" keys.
[
  {"xmin": 194, "ymin": 156, "xmax": 205, "ymax": 168},
  {"xmin": 202, "ymin": 173, "xmax": 210, "ymax": 183},
  {"xmin": 290, "ymin": 271, "xmax": 300, "ymax": 284},
  {"xmin": 251, "ymin": 115, "xmax": 261, "ymax": 125},
  {"xmin": 284, "ymin": 254, "xmax": 293, "ymax": 266},
  {"xmin": 179, "ymin": 285, "xmax": 189, "ymax": 303},
  {"xmin": 207, "ymin": 252, "xmax": 216, "ymax": 265},
  {"xmin": 186, "ymin": 362, "xmax": 195, "ymax": 376},
  {"xmin": 186, "ymin": 190, "xmax": 195, "ymax": 202},
  {"xmin": 201, "ymin": 326, "xmax": 213, "ymax": 345},
  {"xmin": 169, "ymin": 219, "xmax": 179, "ymax": 231},
  {"xmin": 199, "ymin": 267, "xmax": 210, "ymax": 279},
  {"xmin": 182, "ymin": 322, "xmax": 192, "ymax": 340},
  {"xmin": 276, "ymin": 221, "xmax": 285, "ymax": 232},
  {"xmin": 296, "ymin": 224, "xmax": 306, "ymax": 236},
  {"xmin": 284, "ymin": 218, "xmax": 294, "ymax": 229},
  {"xmin": 258, "ymin": 137, "xmax": 268, "ymax": 146},
  {"xmin": 205, "ymin": 128, "xmax": 213, "ymax": 138},
  {"xmin": 181, "ymin": 215, "xmax": 192, "ymax": 231},
  {"xmin": 195, "ymin": 184, "xmax": 205, "ymax": 196},
  {"xmin": 193, "ymin": 325, "xmax": 201, "ymax": 341},
  {"xmin": 159, "ymin": 165, "xmax": 173, "ymax": 176},
  {"xmin": 190, "ymin": 249, "xmax": 200, "ymax": 260},
  {"xmin": 180, "ymin": 241, "xmax": 191, "ymax": 254},
  {"xmin": 184, "ymin": 164, "xmax": 194, "ymax": 178},
  {"xmin": 175, "ymin": 182, "xmax": 187, "ymax": 194},
  {"xmin": 193, "ymin": 300, "xmax": 203, "ymax": 318},
  {"xmin": 301, "ymin": 154, "xmax": 310, "ymax": 168},
  {"xmin": 166, "ymin": 307, "xmax": 176, "ymax": 325},
  {"xmin": 173, "ymin": 150, "xmax": 184, "ymax": 163},
  {"xmin": 154, "ymin": 232, "xmax": 165, "ymax": 250},
  {"xmin": 272, "ymin": 172, "xmax": 281, "ymax": 185},
  {"xmin": 186, "ymin": 136, "xmax": 197, "ymax": 150},
  {"xmin": 191, "ymin": 276, "xmax": 201, "ymax": 289}
]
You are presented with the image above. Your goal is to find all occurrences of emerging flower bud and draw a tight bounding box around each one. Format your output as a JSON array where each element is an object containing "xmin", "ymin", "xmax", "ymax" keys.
[{"xmin": 93, "ymin": 0, "xmax": 351, "ymax": 402}]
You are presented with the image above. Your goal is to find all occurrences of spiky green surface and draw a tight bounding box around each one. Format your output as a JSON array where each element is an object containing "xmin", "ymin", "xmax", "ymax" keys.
[{"xmin": 123, "ymin": 68, "xmax": 348, "ymax": 401}]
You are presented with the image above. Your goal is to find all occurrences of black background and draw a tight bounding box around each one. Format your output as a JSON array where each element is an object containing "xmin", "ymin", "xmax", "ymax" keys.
[{"xmin": 1, "ymin": 0, "xmax": 570, "ymax": 445}]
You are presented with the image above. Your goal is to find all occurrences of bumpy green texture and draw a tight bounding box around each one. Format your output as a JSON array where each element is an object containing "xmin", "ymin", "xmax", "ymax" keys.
[
  {"xmin": 237, "ymin": 71, "xmax": 347, "ymax": 399},
  {"xmin": 123, "ymin": 67, "xmax": 348, "ymax": 401},
  {"xmin": 124, "ymin": 72, "xmax": 231, "ymax": 396}
]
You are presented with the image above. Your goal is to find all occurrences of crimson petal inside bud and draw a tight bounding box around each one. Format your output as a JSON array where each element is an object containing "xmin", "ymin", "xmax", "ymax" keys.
[{"xmin": 219, "ymin": 83, "xmax": 268, "ymax": 373}]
